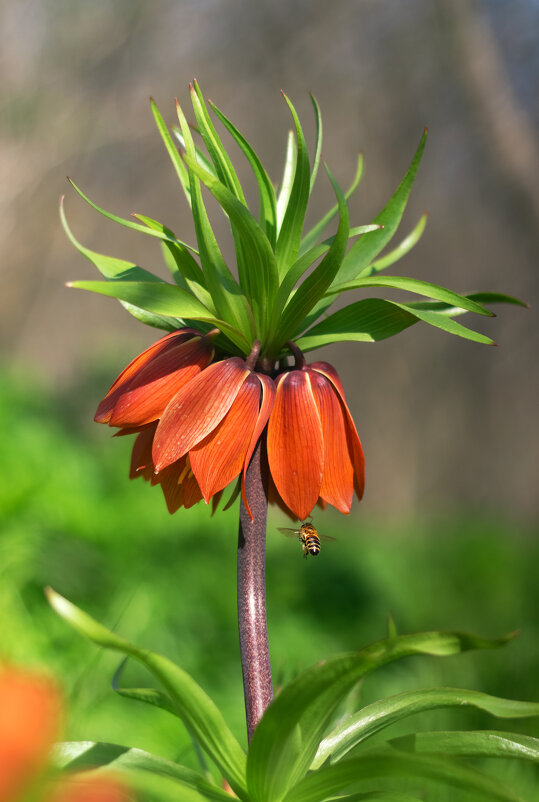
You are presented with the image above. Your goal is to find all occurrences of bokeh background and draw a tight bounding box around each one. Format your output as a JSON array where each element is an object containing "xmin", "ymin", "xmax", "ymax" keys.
[{"xmin": 1, "ymin": 0, "xmax": 538, "ymax": 794}]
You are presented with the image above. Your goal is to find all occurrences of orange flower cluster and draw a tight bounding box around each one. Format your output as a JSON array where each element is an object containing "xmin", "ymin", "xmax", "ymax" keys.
[
  {"xmin": 0, "ymin": 666, "xmax": 128, "ymax": 802},
  {"xmin": 96, "ymin": 328, "xmax": 364, "ymax": 521}
]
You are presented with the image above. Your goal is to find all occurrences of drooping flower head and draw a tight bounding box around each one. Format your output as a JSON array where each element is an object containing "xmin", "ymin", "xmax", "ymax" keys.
[{"xmin": 65, "ymin": 82, "xmax": 521, "ymax": 520}]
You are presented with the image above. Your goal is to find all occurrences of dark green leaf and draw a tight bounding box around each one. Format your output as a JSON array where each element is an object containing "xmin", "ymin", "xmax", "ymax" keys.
[
  {"xmin": 46, "ymin": 590, "xmax": 248, "ymax": 800},
  {"xmin": 52, "ymin": 741, "xmax": 230, "ymax": 801},
  {"xmin": 314, "ymin": 687, "xmax": 539, "ymax": 768},
  {"xmin": 247, "ymin": 630, "xmax": 512, "ymax": 802},
  {"xmin": 327, "ymin": 275, "xmax": 494, "ymax": 317},
  {"xmin": 309, "ymin": 93, "xmax": 323, "ymax": 192},
  {"xmin": 294, "ymin": 298, "xmax": 496, "ymax": 353},
  {"xmin": 210, "ymin": 100, "xmax": 278, "ymax": 248},
  {"xmin": 275, "ymin": 94, "xmax": 312, "ymax": 277},
  {"xmin": 282, "ymin": 751, "xmax": 525, "ymax": 802}
]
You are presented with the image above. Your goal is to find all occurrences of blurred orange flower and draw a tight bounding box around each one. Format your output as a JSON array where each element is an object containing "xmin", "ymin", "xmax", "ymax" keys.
[{"xmin": 0, "ymin": 666, "xmax": 129, "ymax": 802}]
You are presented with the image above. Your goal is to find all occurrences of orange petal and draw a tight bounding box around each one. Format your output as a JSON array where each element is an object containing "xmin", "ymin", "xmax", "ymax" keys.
[
  {"xmin": 267, "ymin": 370, "xmax": 324, "ymax": 520},
  {"xmin": 309, "ymin": 371, "xmax": 354, "ymax": 513},
  {"xmin": 0, "ymin": 667, "xmax": 61, "ymax": 802},
  {"xmin": 109, "ymin": 336, "xmax": 214, "ymax": 427},
  {"xmin": 152, "ymin": 458, "xmax": 187, "ymax": 513},
  {"xmin": 95, "ymin": 329, "xmax": 199, "ymax": 423},
  {"xmin": 190, "ymin": 374, "xmax": 261, "ymax": 502},
  {"xmin": 241, "ymin": 373, "xmax": 276, "ymax": 520},
  {"xmin": 311, "ymin": 362, "xmax": 365, "ymax": 500},
  {"xmin": 153, "ymin": 358, "xmax": 250, "ymax": 471},
  {"xmin": 129, "ymin": 425, "xmax": 156, "ymax": 481}
]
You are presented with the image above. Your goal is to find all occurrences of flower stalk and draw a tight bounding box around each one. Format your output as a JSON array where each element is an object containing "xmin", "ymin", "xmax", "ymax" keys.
[{"xmin": 237, "ymin": 438, "xmax": 273, "ymax": 741}]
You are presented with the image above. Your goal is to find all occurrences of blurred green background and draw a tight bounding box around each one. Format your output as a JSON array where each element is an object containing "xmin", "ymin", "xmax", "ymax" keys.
[{"xmin": 0, "ymin": 0, "xmax": 538, "ymax": 797}]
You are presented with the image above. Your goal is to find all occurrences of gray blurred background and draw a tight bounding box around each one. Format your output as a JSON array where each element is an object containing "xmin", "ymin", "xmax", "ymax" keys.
[{"xmin": 1, "ymin": 0, "xmax": 537, "ymax": 521}]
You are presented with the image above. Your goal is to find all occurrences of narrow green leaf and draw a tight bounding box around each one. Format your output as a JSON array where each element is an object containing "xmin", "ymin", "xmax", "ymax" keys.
[
  {"xmin": 327, "ymin": 275, "xmax": 494, "ymax": 317},
  {"xmin": 269, "ymin": 165, "xmax": 349, "ymax": 355},
  {"xmin": 190, "ymin": 80, "xmax": 245, "ymax": 203},
  {"xmin": 407, "ymin": 291, "xmax": 528, "ymax": 316},
  {"xmin": 119, "ymin": 302, "xmax": 184, "ymax": 332},
  {"xmin": 336, "ymin": 129, "xmax": 428, "ymax": 286},
  {"xmin": 294, "ymin": 298, "xmax": 495, "ymax": 353},
  {"xmin": 150, "ymin": 98, "xmax": 192, "ymax": 208},
  {"xmin": 276, "ymin": 130, "xmax": 297, "ymax": 233},
  {"xmin": 46, "ymin": 589, "xmax": 248, "ymax": 800},
  {"xmin": 68, "ymin": 178, "xmax": 198, "ymax": 255},
  {"xmin": 359, "ymin": 213, "xmax": 428, "ymax": 277},
  {"xmin": 176, "ymin": 99, "xmax": 255, "ymax": 344},
  {"xmin": 314, "ymin": 687, "xmax": 539, "ymax": 768},
  {"xmin": 52, "ymin": 741, "xmax": 230, "ymax": 801},
  {"xmin": 67, "ymin": 280, "xmax": 251, "ymax": 352},
  {"xmin": 282, "ymin": 751, "xmax": 525, "ymax": 802},
  {"xmin": 173, "ymin": 128, "xmax": 218, "ymax": 177},
  {"xmin": 184, "ymin": 153, "xmax": 278, "ymax": 340},
  {"xmin": 309, "ymin": 93, "xmax": 323, "ymax": 192},
  {"xmin": 134, "ymin": 213, "xmax": 214, "ymax": 309},
  {"xmin": 247, "ymin": 630, "xmax": 511, "ymax": 802},
  {"xmin": 388, "ymin": 730, "xmax": 539, "ymax": 762},
  {"xmin": 275, "ymin": 94, "xmax": 312, "ymax": 277},
  {"xmin": 300, "ymin": 153, "xmax": 364, "ymax": 256},
  {"xmin": 210, "ymin": 100, "xmax": 278, "ymax": 248}
]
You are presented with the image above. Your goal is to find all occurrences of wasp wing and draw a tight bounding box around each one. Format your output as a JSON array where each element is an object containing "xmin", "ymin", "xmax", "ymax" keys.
[
  {"xmin": 318, "ymin": 534, "xmax": 337, "ymax": 543},
  {"xmin": 278, "ymin": 527, "xmax": 302, "ymax": 538}
]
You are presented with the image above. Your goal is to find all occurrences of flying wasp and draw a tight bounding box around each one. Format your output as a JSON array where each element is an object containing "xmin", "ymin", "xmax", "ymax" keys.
[{"xmin": 278, "ymin": 519, "xmax": 336, "ymax": 558}]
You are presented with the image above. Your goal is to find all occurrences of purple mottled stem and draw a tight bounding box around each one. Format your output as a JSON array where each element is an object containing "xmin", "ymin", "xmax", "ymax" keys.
[{"xmin": 237, "ymin": 438, "xmax": 273, "ymax": 742}]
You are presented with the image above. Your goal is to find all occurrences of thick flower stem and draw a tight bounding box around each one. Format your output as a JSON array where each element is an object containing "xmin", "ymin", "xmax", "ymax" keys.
[{"xmin": 237, "ymin": 439, "xmax": 273, "ymax": 742}]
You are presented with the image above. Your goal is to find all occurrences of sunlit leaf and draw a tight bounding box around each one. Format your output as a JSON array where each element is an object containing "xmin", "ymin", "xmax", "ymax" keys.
[
  {"xmin": 309, "ymin": 93, "xmax": 323, "ymax": 192},
  {"xmin": 46, "ymin": 589, "xmax": 248, "ymax": 800},
  {"xmin": 326, "ymin": 275, "xmax": 494, "ymax": 317},
  {"xmin": 210, "ymin": 100, "xmax": 278, "ymax": 248},
  {"xmin": 276, "ymin": 130, "xmax": 297, "ymax": 233},
  {"xmin": 314, "ymin": 687, "xmax": 539, "ymax": 768},
  {"xmin": 407, "ymin": 291, "xmax": 528, "ymax": 316},
  {"xmin": 151, "ymin": 98, "xmax": 192, "ymax": 208},
  {"xmin": 275, "ymin": 94, "xmax": 312, "ymax": 277},
  {"xmin": 358, "ymin": 213, "xmax": 428, "ymax": 277},
  {"xmin": 387, "ymin": 730, "xmax": 539, "ymax": 762},
  {"xmin": 247, "ymin": 630, "xmax": 512, "ymax": 802}
]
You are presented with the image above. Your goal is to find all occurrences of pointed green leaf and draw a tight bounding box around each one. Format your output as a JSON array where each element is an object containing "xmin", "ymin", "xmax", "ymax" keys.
[
  {"xmin": 336, "ymin": 129, "xmax": 428, "ymax": 286},
  {"xmin": 67, "ymin": 280, "xmax": 251, "ymax": 352},
  {"xmin": 150, "ymin": 97, "xmax": 193, "ymax": 208},
  {"xmin": 294, "ymin": 298, "xmax": 496, "ymax": 353},
  {"xmin": 275, "ymin": 94, "xmax": 312, "ymax": 277},
  {"xmin": 190, "ymin": 80, "xmax": 245, "ymax": 203},
  {"xmin": 300, "ymin": 153, "xmax": 364, "ymax": 256},
  {"xmin": 176, "ymin": 99, "xmax": 255, "ymax": 343},
  {"xmin": 327, "ymin": 275, "xmax": 494, "ymax": 317},
  {"xmin": 46, "ymin": 589, "xmax": 248, "ymax": 800},
  {"xmin": 388, "ymin": 730, "xmax": 539, "ymax": 762},
  {"xmin": 407, "ymin": 291, "xmax": 528, "ymax": 316},
  {"xmin": 52, "ymin": 741, "xmax": 230, "ymax": 801},
  {"xmin": 358, "ymin": 213, "xmax": 428, "ymax": 277},
  {"xmin": 247, "ymin": 630, "xmax": 511, "ymax": 802},
  {"xmin": 183, "ymin": 153, "xmax": 278, "ymax": 339},
  {"xmin": 314, "ymin": 687, "xmax": 539, "ymax": 768},
  {"xmin": 119, "ymin": 302, "xmax": 184, "ymax": 332},
  {"xmin": 268, "ymin": 165, "xmax": 349, "ymax": 355},
  {"xmin": 309, "ymin": 93, "xmax": 323, "ymax": 192},
  {"xmin": 210, "ymin": 100, "xmax": 278, "ymax": 248},
  {"xmin": 68, "ymin": 178, "xmax": 198, "ymax": 255},
  {"xmin": 282, "ymin": 751, "xmax": 525, "ymax": 802},
  {"xmin": 276, "ymin": 130, "xmax": 297, "ymax": 233}
]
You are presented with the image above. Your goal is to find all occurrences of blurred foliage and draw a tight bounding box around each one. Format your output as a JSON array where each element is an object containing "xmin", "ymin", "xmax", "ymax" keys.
[{"xmin": 1, "ymin": 362, "xmax": 537, "ymax": 776}]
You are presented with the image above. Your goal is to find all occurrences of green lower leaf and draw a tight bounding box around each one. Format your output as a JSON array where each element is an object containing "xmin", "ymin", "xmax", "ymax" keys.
[
  {"xmin": 246, "ymin": 630, "xmax": 511, "ymax": 802},
  {"xmin": 46, "ymin": 589, "xmax": 248, "ymax": 801},
  {"xmin": 314, "ymin": 687, "xmax": 539, "ymax": 767},
  {"xmin": 387, "ymin": 730, "xmax": 539, "ymax": 762},
  {"xmin": 282, "ymin": 751, "xmax": 525, "ymax": 802},
  {"xmin": 52, "ymin": 741, "xmax": 230, "ymax": 801}
]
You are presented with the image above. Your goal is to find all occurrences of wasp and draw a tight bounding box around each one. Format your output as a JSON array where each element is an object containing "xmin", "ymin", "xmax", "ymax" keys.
[{"xmin": 278, "ymin": 519, "xmax": 336, "ymax": 558}]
